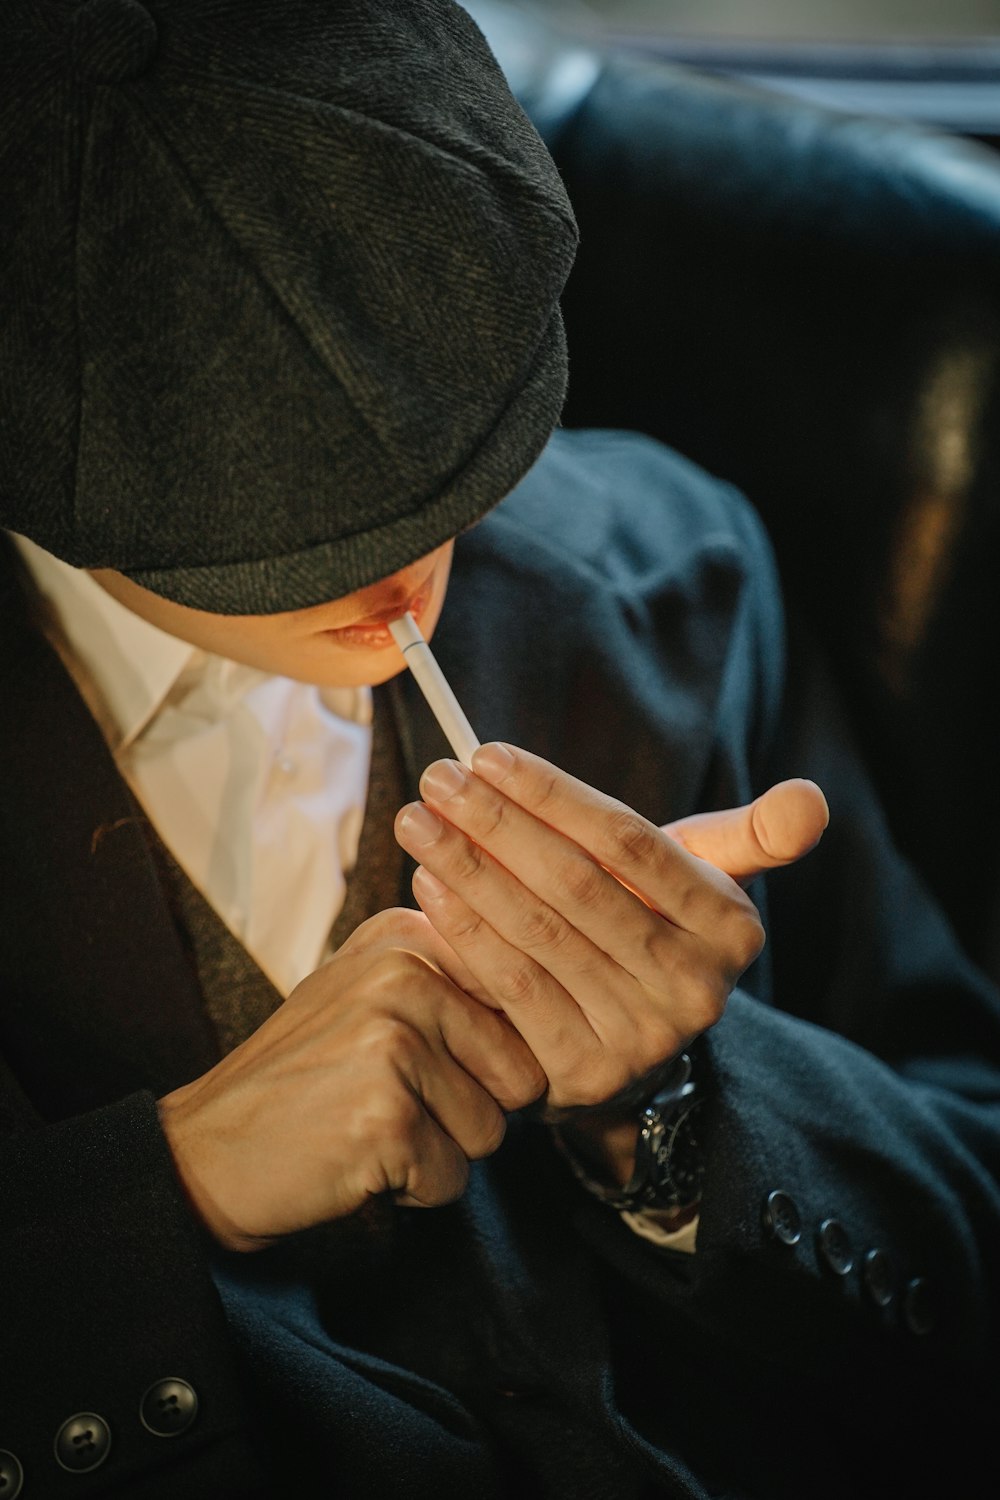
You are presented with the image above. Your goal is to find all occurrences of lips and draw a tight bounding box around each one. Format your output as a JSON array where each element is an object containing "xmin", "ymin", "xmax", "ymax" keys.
[{"xmin": 323, "ymin": 578, "xmax": 433, "ymax": 649}]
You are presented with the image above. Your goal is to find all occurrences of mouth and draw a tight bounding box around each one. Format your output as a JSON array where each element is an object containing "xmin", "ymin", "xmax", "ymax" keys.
[{"xmin": 321, "ymin": 576, "xmax": 434, "ymax": 650}]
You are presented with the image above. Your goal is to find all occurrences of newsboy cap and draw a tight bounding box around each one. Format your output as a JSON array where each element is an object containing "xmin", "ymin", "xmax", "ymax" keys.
[{"xmin": 0, "ymin": 0, "xmax": 577, "ymax": 611}]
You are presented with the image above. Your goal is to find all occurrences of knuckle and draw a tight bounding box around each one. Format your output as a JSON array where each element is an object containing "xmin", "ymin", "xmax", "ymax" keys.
[
  {"xmin": 453, "ymin": 836, "xmax": 490, "ymax": 884},
  {"xmin": 518, "ymin": 900, "xmax": 569, "ymax": 953},
  {"xmin": 497, "ymin": 955, "xmax": 541, "ymax": 1005},
  {"xmin": 638, "ymin": 915, "xmax": 672, "ymax": 971},
  {"xmin": 530, "ymin": 766, "xmax": 564, "ymax": 817},
  {"xmin": 570, "ymin": 1061, "xmax": 633, "ymax": 1110},
  {"xmin": 729, "ymin": 904, "xmax": 766, "ymax": 973},
  {"xmin": 493, "ymin": 1044, "xmax": 548, "ymax": 1112},
  {"xmin": 559, "ymin": 854, "xmax": 606, "ymax": 910},
  {"xmin": 518, "ymin": 1056, "xmax": 548, "ymax": 1106},
  {"xmin": 405, "ymin": 1149, "xmax": 470, "ymax": 1208},
  {"xmin": 385, "ymin": 1090, "xmax": 424, "ymax": 1143},
  {"xmin": 366, "ymin": 950, "xmax": 426, "ymax": 1003},
  {"xmin": 468, "ymin": 789, "xmax": 509, "ymax": 842},
  {"xmin": 597, "ymin": 807, "xmax": 657, "ymax": 870},
  {"xmin": 436, "ymin": 1155, "xmax": 470, "ymax": 1205},
  {"xmin": 686, "ymin": 974, "xmax": 726, "ymax": 1033},
  {"xmin": 359, "ymin": 1012, "xmax": 430, "ymax": 1072},
  {"xmin": 376, "ymin": 906, "xmax": 427, "ymax": 944},
  {"xmin": 356, "ymin": 1085, "xmax": 424, "ymax": 1160},
  {"xmin": 339, "ymin": 905, "xmax": 419, "ymax": 954},
  {"xmin": 657, "ymin": 948, "xmax": 725, "ymax": 1034},
  {"xmin": 440, "ymin": 903, "xmax": 486, "ymax": 945},
  {"xmin": 631, "ymin": 1013, "xmax": 681, "ymax": 1072},
  {"xmin": 470, "ymin": 1106, "xmax": 507, "ymax": 1160}
]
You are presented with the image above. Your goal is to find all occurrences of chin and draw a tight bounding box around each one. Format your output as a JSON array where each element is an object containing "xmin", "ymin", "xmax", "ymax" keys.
[{"xmin": 280, "ymin": 649, "xmax": 405, "ymax": 690}]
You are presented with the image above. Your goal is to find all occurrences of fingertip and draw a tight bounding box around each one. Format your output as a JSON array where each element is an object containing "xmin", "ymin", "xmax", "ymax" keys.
[
  {"xmin": 789, "ymin": 777, "xmax": 830, "ymax": 833},
  {"xmin": 753, "ymin": 779, "xmax": 830, "ymax": 861},
  {"xmin": 471, "ymin": 741, "xmax": 515, "ymax": 783},
  {"xmin": 412, "ymin": 865, "xmax": 448, "ymax": 904}
]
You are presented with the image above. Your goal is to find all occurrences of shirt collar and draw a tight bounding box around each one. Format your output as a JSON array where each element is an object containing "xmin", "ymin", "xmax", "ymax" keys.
[{"xmin": 12, "ymin": 532, "xmax": 196, "ymax": 751}]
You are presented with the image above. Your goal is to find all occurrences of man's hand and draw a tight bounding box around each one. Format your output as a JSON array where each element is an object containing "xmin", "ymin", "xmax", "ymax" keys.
[
  {"xmin": 158, "ymin": 908, "xmax": 545, "ymax": 1251},
  {"xmin": 395, "ymin": 746, "xmax": 829, "ymax": 1117}
]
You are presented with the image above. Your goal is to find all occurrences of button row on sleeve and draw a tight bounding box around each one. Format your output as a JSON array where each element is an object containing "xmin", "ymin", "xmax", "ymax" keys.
[
  {"xmin": 761, "ymin": 1190, "xmax": 936, "ymax": 1334},
  {"xmin": 0, "ymin": 1378, "xmax": 200, "ymax": 1491}
]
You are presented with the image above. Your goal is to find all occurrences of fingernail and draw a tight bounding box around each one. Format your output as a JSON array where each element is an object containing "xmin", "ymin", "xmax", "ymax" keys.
[
  {"xmin": 412, "ymin": 866, "xmax": 447, "ymax": 902},
  {"xmin": 398, "ymin": 802, "xmax": 444, "ymax": 846},
  {"xmin": 421, "ymin": 759, "xmax": 467, "ymax": 803},
  {"xmin": 472, "ymin": 742, "xmax": 514, "ymax": 783}
]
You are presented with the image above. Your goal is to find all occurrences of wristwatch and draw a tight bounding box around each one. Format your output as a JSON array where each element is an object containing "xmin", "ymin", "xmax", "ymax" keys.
[{"xmin": 557, "ymin": 1052, "xmax": 704, "ymax": 1215}]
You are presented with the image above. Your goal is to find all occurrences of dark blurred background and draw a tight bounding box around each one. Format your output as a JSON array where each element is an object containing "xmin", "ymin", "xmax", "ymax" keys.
[{"xmin": 503, "ymin": 0, "xmax": 1000, "ymax": 148}]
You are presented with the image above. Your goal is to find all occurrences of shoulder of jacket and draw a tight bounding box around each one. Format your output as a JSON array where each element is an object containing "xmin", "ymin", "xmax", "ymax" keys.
[{"xmin": 469, "ymin": 427, "xmax": 769, "ymax": 596}]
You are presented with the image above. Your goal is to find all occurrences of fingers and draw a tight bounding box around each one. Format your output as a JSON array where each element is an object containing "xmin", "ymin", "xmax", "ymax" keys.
[
  {"xmin": 663, "ymin": 778, "xmax": 830, "ymax": 883},
  {"xmin": 411, "ymin": 869, "xmax": 690, "ymax": 1109},
  {"xmin": 397, "ymin": 753, "xmax": 760, "ymax": 978},
  {"xmin": 411, "ymin": 867, "xmax": 612, "ymax": 1096},
  {"xmin": 395, "ymin": 784, "xmax": 739, "ymax": 1091},
  {"xmin": 431, "ymin": 974, "xmax": 548, "ymax": 1112},
  {"xmin": 393, "ymin": 750, "xmax": 773, "ymax": 1113},
  {"xmin": 336, "ymin": 923, "xmax": 546, "ymax": 1113},
  {"xmin": 396, "ymin": 787, "xmax": 639, "ymax": 1021},
  {"xmin": 467, "ymin": 743, "xmax": 756, "ymax": 937},
  {"xmin": 161, "ymin": 913, "xmax": 548, "ymax": 1247},
  {"xmin": 339, "ymin": 967, "xmax": 523, "ymax": 1205}
]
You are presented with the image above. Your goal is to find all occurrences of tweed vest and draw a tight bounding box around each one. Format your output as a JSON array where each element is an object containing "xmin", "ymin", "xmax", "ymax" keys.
[{"xmin": 147, "ymin": 684, "xmax": 411, "ymax": 1057}]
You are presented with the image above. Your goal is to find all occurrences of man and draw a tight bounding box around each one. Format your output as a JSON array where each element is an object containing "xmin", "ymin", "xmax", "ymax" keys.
[{"xmin": 2, "ymin": 3, "xmax": 998, "ymax": 1498}]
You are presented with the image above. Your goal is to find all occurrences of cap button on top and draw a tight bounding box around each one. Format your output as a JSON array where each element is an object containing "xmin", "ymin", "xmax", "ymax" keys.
[
  {"xmin": 70, "ymin": 0, "xmax": 158, "ymax": 84},
  {"xmin": 762, "ymin": 1189, "xmax": 802, "ymax": 1246},
  {"xmin": 140, "ymin": 1378, "xmax": 199, "ymax": 1437}
]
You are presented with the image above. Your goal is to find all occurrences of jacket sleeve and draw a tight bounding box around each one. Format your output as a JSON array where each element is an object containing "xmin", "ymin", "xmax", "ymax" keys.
[
  {"xmin": 568, "ymin": 575, "xmax": 1000, "ymax": 1444},
  {"xmin": 1, "ymin": 1083, "xmax": 265, "ymax": 1498},
  {"xmin": 549, "ymin": 476, "xmax": 1000, "ymax": 1495},
  {"xmin": 685, "ymin": 622, "xmax": 1000, "ymax": 1370}
]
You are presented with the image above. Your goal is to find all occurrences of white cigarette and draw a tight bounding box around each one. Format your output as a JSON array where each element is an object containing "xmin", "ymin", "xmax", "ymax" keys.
[{"xmin": 388, "ymin": 612, "xmax": 481, "ymax": 768}]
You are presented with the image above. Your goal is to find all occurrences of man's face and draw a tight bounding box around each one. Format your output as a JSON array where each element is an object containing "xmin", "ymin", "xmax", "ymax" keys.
[{"xmin": 90, "ymin": 540, "xmax": 455, "ymax": 688}]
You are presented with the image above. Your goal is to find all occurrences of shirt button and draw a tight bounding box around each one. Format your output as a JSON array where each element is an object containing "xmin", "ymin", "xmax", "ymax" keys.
[
  {"xmin": 861, "ymin": 1247, "xmax": 895, "ymax": 1309},
  {"xmin": 816, "ymin": 1217, "xmax": 854, "ymax": 1276},
  {"xmin": 140, "ymin": 1377, "xmax": 199, "ymax": 1437},
  {"xmin": 0, "ymin": 1449, "xmax": 24, "ymax": 1500},
  {"xmin": 276, "ymin": 756, "xmax": 297, "ymax": 776},
  {"xmin": 762, "ymin": 1189, "xmax": 802, "ymax": 1246},
  {"xmin": 54, "ymin": 1413, "xmax": 112, "ymax": 1473}
]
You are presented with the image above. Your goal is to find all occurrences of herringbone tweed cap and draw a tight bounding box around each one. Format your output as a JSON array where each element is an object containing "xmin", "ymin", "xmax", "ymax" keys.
[{"xmin": 1, "ymin": 0, "xmax": 577, "ymax": 611}]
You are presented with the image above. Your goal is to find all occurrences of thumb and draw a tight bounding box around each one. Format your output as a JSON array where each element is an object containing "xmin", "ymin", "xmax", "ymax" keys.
[{"xmin": 662, "ymin": 779, "xmax": 830, "ymax": 884}]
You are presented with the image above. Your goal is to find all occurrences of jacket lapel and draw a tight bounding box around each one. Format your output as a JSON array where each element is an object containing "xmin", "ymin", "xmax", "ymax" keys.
[{"xmin": 0, "ymin": 537, "xmax": 219, "ymax": 1120}]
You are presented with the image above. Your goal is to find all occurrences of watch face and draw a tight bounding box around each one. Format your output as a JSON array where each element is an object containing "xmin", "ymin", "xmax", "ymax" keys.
[{"xmin": 636, "ymin": 1095, "xmax": 704, "ymax": 1210}]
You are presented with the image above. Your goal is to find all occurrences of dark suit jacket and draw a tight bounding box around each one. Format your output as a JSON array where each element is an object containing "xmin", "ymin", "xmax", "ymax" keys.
[{"xmin": 2, "ymin": 429, "xmax": 999, "ymax": 1499}]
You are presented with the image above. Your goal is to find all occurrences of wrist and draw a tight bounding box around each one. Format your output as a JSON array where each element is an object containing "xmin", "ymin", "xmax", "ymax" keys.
[
  {"xmin": 157, "ymin": 1087, "xmax": 268, "ymax": 1254},
  {"xmin": 554, "ymin": 1053, "xmax": 704, "ymax": 1216}
]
